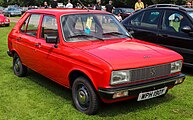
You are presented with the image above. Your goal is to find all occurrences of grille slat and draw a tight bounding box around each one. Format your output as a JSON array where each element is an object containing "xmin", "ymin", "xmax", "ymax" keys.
[{"xmin": 130, "ymin": 63, "xmax": 171, "ymax": 82}]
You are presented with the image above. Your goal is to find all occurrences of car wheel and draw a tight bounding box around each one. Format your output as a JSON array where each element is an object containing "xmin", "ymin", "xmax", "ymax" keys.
[
  {"xmin": 13, "ymin": 53, "xmax": 27, "ymax": 77},
  {"xmin": 72, "ymin": 77, "xmax": 99, "ymax": 115}
]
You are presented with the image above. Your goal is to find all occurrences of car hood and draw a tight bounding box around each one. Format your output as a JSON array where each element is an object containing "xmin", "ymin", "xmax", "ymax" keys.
[
  {"xmin": 0, "ymin": 16, "xmax": 6, "ymax": 21},
  {"xmin": 70, "ymin": 38, "xmax": 182, "ymax": 70}
]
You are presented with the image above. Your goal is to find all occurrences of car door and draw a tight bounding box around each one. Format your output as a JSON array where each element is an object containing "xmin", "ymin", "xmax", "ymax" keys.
[
  {"xmin": 158, "ymin": 10, "xmax": 193, "ymax": 65},
  {"xmin": 34, "ymin": 15, "xmax": 68, "ymax": 85},
  {"xmin": 16, "ymin": 14, "xmax": 41, "ymax": 70},
  {"xmin": 123, "ymin": 10, "xmax": 163, "ymax": 43}
]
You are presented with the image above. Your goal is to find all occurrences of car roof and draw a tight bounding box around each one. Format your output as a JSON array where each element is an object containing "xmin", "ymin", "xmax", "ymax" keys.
[
  {"xmin": 182, "ymin": 8, "xmax": 193, "ymax": 12},
  {"xmin": 145, "ymin": 5, "xmax": 193, "ymax": 12},
  {"xmin": 27, "ymin": 8, "xmax": 111, "ymax": 16}
]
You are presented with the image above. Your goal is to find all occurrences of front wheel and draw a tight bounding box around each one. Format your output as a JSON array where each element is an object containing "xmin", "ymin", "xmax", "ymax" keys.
[
  {"xmin": 72, "ymin": 77, "xmax": 99, "ymax": 115},
  {"xmin": 13, "ymin": 53, "xmax": 27, "ymax": 77},
  {"xmin": 6, "ymin": 24, "xmax": 10, "ymax": 27}
]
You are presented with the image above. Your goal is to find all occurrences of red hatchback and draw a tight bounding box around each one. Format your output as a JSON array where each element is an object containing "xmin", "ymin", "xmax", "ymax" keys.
[
  {"xmin": 0, "ymin": 14, "xmax": 10, "ymax": 26},
  {"xmin": 7, "ymin": 8, "xmax": 185, "ymax": 114}
]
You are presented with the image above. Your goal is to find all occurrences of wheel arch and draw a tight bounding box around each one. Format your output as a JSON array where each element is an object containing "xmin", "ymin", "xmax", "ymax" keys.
[
  {"xmin": 68, "ymin": 69, "xmax": 98, "ymax": 91},
  {"xmin": 11, "ymin": 50, "xmax": 17, "ymax": 57}
]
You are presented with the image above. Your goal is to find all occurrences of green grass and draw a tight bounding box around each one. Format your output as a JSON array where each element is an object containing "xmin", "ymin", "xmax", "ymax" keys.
[{"xmin": 0, "ymin": 23, "xmax": 193, "ymax": 120}]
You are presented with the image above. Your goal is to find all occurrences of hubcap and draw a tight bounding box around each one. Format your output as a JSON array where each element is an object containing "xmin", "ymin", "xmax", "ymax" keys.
[
  {"xmin": 77, "ymin": 85, "xmax": 89, "ymax": 109},
  {"xmin": 14, "ymin": 59, "xmax": 21, "ymax": 72}
]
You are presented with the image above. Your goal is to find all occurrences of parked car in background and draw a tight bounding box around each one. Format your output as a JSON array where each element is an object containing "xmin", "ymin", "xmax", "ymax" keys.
[
  {"xmin": 0, "ymin": 14, "xmax": 10, "ymax": 26},
  {"xmin": 7, "ymin": 8, "xmax": 185, "ymax": 115},
  {"xmin": 3, "ymin": 7, "xmax": 22, "ymax": 17},
  {"xmin": 21, "ymin": 7, "xmax": 28, "ymax": 14},
  {"xmin": 0, "ymin": 6, "xmax": 4, "ymax": 14},
  {"xmin": 122, "ymin": 4, "xmax": 193, "ymax": 67},
  {"xmin": 113, "ymin": 8, "xmax": 135, "ymax": 19}
]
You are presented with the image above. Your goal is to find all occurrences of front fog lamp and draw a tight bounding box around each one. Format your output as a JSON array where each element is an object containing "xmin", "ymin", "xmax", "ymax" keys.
[
  {"xmin": 170, "ymin": 60, "xmax": 182, "ymax": 74},
  {"xmin": 111, "ymin": 70, "xmax": 130, "ymax": 85},
  {"xmin": 113, "ymin": 90, "xmax": 128, "ymax": 99}
]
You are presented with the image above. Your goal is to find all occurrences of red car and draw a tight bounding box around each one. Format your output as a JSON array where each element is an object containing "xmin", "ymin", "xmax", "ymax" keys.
[
  {"xmin": 7, "ymin": 8, "xmax": 185, "ymax": 114},
  {"xmin": 0, "ymin": 14, "xmax": 10, "ymax": 26}
]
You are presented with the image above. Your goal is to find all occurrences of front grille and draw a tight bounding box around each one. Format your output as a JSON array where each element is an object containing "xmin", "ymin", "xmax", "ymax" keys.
[{"xmin": 130, "ymin": 63, "xmax": 171, "ymax": 82}]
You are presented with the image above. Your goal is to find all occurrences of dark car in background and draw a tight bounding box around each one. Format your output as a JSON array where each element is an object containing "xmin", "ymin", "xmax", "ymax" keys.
[
  {"xmin": 122, "ymin": 4, "xmax": 193, "ymax": 67},
  {"xmin": 113, "ymin": 8, "xmax": 135, "ymax": 19},
  {"xmin": 3, "ymin": 7, "xmax": 22, "ymax": 17}
]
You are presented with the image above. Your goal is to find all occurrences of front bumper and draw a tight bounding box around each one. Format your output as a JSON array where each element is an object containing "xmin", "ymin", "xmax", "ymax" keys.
[
  {"xmin": 0, "ymin": 22, "xmax": 10, "ymax": 25},
  {"xmin": 98, "ymin": 74, "xmax": 185, "ymax": 100}
]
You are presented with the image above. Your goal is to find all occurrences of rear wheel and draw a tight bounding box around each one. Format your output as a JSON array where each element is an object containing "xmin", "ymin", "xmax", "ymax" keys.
[
  {"xmin": 13, "ymin": 53, "xmax": 27, "ymax": 77},
  {"xmin": 72, "ymin": 77, "xmax": 99, "ymax": 115}
]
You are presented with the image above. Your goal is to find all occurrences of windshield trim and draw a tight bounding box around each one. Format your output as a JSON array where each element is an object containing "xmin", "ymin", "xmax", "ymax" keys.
[{"xmin": 60, "ymin": 13, "xmax": 132, "ymax": 42}]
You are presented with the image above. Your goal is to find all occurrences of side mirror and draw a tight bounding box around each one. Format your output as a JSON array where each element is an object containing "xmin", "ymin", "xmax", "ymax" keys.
[
  {"xmin": 181, "ymin": 26, "xmax": 192, "ymax": 33},
  {"xmin": 45, "ymin": 35, "xmax": 59, "ymax": 48},
  {"xmin": 45, "ymin": 35, "xmax": 57, "ymax": 43}
]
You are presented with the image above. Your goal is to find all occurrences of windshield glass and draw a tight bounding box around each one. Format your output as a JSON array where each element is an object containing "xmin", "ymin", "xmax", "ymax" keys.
[
  {"xmin": 188, "ymin": 12, "xmax": 193, "ymax": 19},
  {"xmin": 61, "ymin": 14, "xmax": 131, "ymax": 42}
]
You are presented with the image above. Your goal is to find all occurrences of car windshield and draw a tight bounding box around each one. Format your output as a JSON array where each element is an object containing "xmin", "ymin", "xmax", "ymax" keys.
[
  {"xmin": 188, "ymin": 11, "xmax": 193, "ymax": 19},
  {"xmin": 61, "ymin": 14, "xmax": 131, "ymax": 42}
]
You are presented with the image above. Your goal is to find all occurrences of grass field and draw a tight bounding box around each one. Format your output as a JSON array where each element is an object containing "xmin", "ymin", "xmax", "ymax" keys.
[{"xmin": 0, "ymin": 23, "xmax": 193, "ymax": 120}]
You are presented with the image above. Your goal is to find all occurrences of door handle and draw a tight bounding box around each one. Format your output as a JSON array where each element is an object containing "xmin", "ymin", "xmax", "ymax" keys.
[{"xmin": 34, "ymin": 43, "xmax": 41, "ymax": 48}]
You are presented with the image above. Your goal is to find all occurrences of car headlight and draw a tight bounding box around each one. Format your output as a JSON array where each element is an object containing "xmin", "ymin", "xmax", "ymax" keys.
[
  {"xmin": 170, "ymin": 60, "xmax": 182, "ymax": 74},
  {"xmin": 111, "ymin": 70, "xmax": 131, "ymax": 85}
]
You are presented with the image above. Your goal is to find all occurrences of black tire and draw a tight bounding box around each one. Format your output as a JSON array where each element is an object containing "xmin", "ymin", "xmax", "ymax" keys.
[
  {"xmin": 13, "ymin": 53, "xmax": 27, "ymax": 77},
  {"xmin": 6, "ymin": 24, "xmax": 10, "ymax": 27},
  {"xmin": 72, "ymin": 77, "xmax": 99, "ymax": 115}
]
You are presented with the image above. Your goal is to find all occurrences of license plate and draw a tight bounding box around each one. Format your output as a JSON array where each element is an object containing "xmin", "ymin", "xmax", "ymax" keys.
[{"xmin": 137, "ymin": 87, "xmax": 167, "ymax": 101}]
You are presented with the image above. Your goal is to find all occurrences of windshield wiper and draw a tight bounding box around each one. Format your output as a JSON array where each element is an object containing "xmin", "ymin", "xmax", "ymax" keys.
[
  {"xmin": 103, "ymin": 32, "xmax": 132, "ymax": 38},
  {"xmin": 68, "ymin": 34, "xmax": 104, "ymax": 41}
]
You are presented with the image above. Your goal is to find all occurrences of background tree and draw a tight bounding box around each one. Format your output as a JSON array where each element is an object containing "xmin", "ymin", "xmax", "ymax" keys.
[{"xmin": 0, "ymin": 0, "xmax": 188, "ymax": 7}]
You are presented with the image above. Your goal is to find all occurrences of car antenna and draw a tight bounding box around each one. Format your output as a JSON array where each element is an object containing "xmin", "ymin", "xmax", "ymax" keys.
[{"xmin": 78, "ymin": 0, "xmax": 89, "ymax": 12}]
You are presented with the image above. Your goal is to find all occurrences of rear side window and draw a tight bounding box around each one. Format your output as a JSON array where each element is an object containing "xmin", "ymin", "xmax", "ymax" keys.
[
  {"xmin": 20, "ymin": 14, "xmax": 41, "ymax": 37},
  {"xmin": 162, "ymin": 11, "xmax": 190, "ymax": 33},
  {"xmin": 41, "ymin": 15, "xmax": 58, "ymax": 39},
  {"xmin": 141, "ymin": 10, "xmax": 161, "ymax": 29},
  {"xmin": 130, "ymin": 12, "xmax": 143, "ymax": 26}
]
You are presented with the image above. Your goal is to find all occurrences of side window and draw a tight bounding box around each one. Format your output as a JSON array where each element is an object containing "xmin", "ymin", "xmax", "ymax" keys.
[
  {"xmin": 141, "ymin": 11, "xmax": 161, "ymax": 29},
  {"xmin": 162, "ymin": 11, "xmax": 190, "ymax": 33},
  {"xmin": 41, "ymin": 15, "xmax": 58, "ymax": 39},
  {"xmin": 21, "ymin": 17, "xmax": 29, "ymax": 32},
  {"xmin": 20, "ymin": 14, "xmax": 41, "ymax": 37},
  {"xmin": 130, "ymin": 12, "xmax": 143, "ymax": 26}
]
